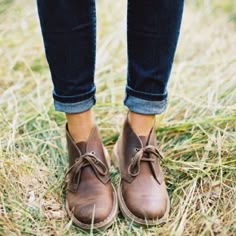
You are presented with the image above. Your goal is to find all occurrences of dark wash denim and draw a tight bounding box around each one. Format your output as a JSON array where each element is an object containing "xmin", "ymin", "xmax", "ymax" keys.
[{"xmin": 37, "ymin": 0, "xmax": 184, "ymax": 114}]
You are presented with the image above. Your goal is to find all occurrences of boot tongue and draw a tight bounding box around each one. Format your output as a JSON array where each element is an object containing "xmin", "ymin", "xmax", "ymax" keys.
[
  {"xmin": 138, "ymin": 135, "xmax": 153, "ymax": 176},
  {"xmin": 76, "ymin": 141, "xmax": 87, "ymax": 154},
  {"xmin": 139, "ymin": 135, "xmax": 148, "ymax": 146}
]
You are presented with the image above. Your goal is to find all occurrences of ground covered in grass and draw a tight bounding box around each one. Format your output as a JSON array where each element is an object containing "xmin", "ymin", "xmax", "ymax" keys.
[{"xmin": 0, "ymin": 0, "xmax": 235, "ymax": 235}]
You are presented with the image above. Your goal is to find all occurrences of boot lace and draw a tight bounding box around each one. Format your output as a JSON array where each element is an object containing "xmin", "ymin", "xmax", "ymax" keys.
[
  {"xmin": 128, "ymin": 145, "xmax": 163, "ymax": 177},
  {"xmin": 65, "ymin": 152, "xmax": 108, "ymax": 188}
]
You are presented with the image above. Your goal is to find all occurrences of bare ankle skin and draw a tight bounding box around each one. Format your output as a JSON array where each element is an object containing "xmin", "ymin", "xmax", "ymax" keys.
[
  {"xmin": 66, "ymin": 109, "xmax": 95, "ymax": 143},
  {"xmin": 128, "ymin": 111, "xmax": 155, "ymax": 136}
]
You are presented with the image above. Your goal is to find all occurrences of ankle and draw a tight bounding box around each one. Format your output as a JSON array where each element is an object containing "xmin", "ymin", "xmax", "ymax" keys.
[
  {"xmin": 66, "ymin": 109, "xmax": 95, "ymax": 143},
  {"xmin": 128, "ymin": 111, "xmax": 155, "ymax": 136}
]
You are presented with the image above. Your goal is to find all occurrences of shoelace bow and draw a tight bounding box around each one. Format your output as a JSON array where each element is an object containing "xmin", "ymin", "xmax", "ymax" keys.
[
  {"xmin": 128, "ymin": 145, "xmax": 164, "ymax": 177},
  {"xmin": 65, "ymin": 152, "xmax": 108, "ymax": 187}
]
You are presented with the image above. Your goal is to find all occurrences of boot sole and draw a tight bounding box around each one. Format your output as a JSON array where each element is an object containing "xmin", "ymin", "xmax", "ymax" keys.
[{"xmin": 112, "ymin": 142, "xmax": 170, "ymax": 226}]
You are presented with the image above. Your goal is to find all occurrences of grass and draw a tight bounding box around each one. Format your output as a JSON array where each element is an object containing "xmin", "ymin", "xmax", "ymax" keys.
[{"xmin": 0, "ymin": 0, "xmax": 235, "ymax": 235}]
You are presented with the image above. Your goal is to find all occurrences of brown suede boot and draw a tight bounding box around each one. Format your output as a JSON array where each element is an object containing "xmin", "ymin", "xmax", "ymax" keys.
[
  {"xmin": 113, "ymin": 118, "xmax": 170, "ymax": 226},
  {"xmin": 65, "ymin": 124, "xmax": 118, "ymax": 230}
]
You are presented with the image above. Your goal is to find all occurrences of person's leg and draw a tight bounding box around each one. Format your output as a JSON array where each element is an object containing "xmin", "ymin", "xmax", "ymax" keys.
[
  {"xmin": 37, "ymin": 0, "xmax": 118, "ymax": 229},
  {"xmin": 66, "ymin": 110, "xmax": 94, "ymax": 142},
  {"xmin": 114, "ymin": 0, "xmax": 184, "ymax": 225},
  {"xmin": 37, "ymin": 0, "xmax": 96, "ymax": 142},
  {"xmin": 126, "ymin": 0, "xmax": 184, "ymax": 134}
]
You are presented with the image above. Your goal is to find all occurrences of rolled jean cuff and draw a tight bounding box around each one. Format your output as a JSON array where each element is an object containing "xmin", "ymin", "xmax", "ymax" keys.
[
  {"xmin": 54, "ymin": 96, "xmax": 96, "ymax": 114},
  {"xmin": 53, "ymin": 86, "xmax": 96, "ymax": 103},
  {"xmin": 125, "ymin": 85, "xmax": 167, "ymax": 101},
  {"xmin": 124, "ymin": 87, "xmax": 168, "ymax": 115}
]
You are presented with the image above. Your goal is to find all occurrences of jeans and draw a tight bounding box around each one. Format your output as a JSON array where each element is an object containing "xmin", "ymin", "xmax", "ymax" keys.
[{"xmin": 37, "ymin": 0, "xmax": 184, "ymax": 115}]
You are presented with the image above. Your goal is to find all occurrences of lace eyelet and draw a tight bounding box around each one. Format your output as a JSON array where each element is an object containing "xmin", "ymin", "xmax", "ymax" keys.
[
  {"xmin": 91, "ymin": 151, "xmax": 95, "ymax": 155},
  {"xmin": 75, "ymin": 158, "xmax": 79, "ymax": 162},
  {"xmin": 135, "ymin": 148, "xmax": 140, "ymax": 152}
]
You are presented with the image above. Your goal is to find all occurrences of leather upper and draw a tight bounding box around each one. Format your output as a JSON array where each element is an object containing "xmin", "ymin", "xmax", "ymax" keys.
[
  {"xmin": 117, "ymin": 118, "xmax": 169, "ymax": 220},
  {"xmin": 117, "ymin": 118, "xmax": 164, "ymax": 184},
  {"xmin": 65, "ymin": 124, "xmax": 114, "ymax": 224}
]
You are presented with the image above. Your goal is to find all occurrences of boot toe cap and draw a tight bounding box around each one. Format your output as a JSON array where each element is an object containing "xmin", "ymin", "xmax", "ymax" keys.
[
  {"xmin": 124, "ymin": 192, "xmax": 168, "ymax": 220},
  {"xmin": 132, "ymin": 199, "xmax": 167, "ymax": 220},
  {"xmin": 73, "ymin": 201, "xmax": 112, "ymax": 224}
]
